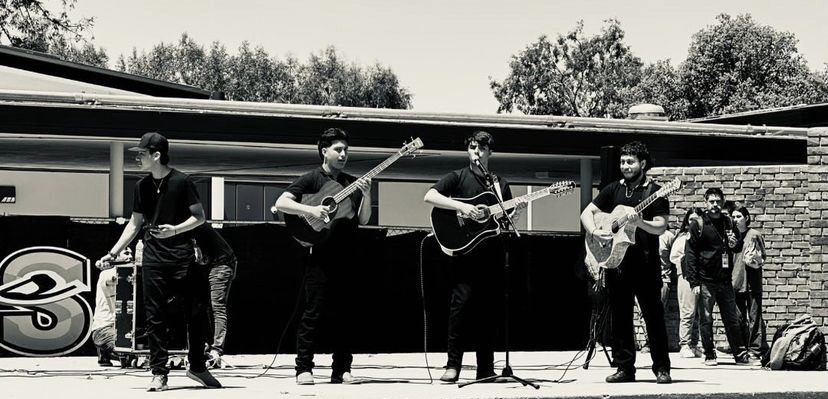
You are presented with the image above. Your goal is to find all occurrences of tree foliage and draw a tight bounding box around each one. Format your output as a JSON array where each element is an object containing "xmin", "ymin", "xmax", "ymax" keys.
[
  {"xmin": 493, "ymin": 15, "xmax": 828, "ymax": 120},
  {"xmin": 627, "ymin": 60, "xmax": 689, "ymax": 120},
  {"xmin": 679, "ymin": 14, "xmax": 828, "ymax": 118},
  {"xmin": 118, "ymin": 35, "xmax": 413, "ymax": 109},
  {"xmin": 490, "ymin": 19, "xmax": 643, "ymax": 118},
  {"xmin": 0, "ymin": 0, "xmax": 93, "ymax": 51}
]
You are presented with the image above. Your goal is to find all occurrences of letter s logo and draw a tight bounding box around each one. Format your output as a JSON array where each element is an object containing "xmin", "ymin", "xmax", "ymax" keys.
[{"xmin": 0, "ymin": 247, "xmax": 92, "ymax": 356}]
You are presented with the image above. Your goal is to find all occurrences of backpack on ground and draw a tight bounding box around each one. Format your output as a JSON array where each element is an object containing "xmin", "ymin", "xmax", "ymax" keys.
[{"xmin": 762, "ymin": 314, "xmax": 826, "ymax": 370}]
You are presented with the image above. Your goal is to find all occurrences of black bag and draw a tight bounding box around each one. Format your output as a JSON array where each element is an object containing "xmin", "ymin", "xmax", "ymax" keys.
[{"xmin": 762, "ymin": 315, "xmax": 826, "ymax": 370}]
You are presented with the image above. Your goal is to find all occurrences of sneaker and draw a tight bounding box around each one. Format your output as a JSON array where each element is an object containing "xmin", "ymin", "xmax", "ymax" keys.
[
  {"xmin": 655, "ymin": 370, "xmax": 672, "ymax": 384},
  {"xmin": 206, "ymin": 349, "xmax": 222, "ymax": 369},
  {"xmin": 704, "ymin": 357, "xmax": 718, "ymax": 366},
  {"xmin": 187, "ymin": 369, "xmax": 222, "ymax": 388},
  {"xmin": 679, "ymin": 345, "xmax": 696, "ymax": 358},
  {"xmin": 439, "ymin": 368, "xmax": 459, "ymax": 383},
  {"xmin": 296, "ymin": 371, "xmax": 314, "ymax": 385},
  {"xmin": 331, "ymin": 371, "xmax": 355, "ymax": 384},
  {"xmin": 692, "ymin": 346, "xmax": 704, "ymax": 357},
  {"xmin": 735, "ymin": 353, "xmax": 761, "ymax": 366},
  {"xmin": 147, "ymin": 374, "xmax": 168, "ymax": 392},
  {"xmin": 605, "ymin": 368, "xmax": 635, "ymax": 383}
]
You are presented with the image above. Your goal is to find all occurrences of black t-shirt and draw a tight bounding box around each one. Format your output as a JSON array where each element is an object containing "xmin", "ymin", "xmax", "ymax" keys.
[
  {"xmin": 591, "ymin": 178, "xmax": 669, "ymax": 269},
  {"xmin": 432, "ymin": 167, "xmax": 513, "ymax": 260},
  {"xmin": 192, "ymin": 224, "xmax": 236, "ymax": 265},
  {"xmin": 133, "ymin": 169, "xmax": 201, "ymax": 265},
  {"xmin": 285, "ymin": 167, "xmax": 364, "ymax": 248},
  {"xmin": 432, "ymin": 167, "xmax": 513, "ymax": 202}
]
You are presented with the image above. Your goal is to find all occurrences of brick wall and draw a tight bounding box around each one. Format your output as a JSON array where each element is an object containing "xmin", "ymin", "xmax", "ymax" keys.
[
  {"xmin": 632, "ymin": 161, "xmax": 812, "ymax": 350},
  {"xmin": 808, "ymin": 127, "xmax": 828, "ymax": 334}
]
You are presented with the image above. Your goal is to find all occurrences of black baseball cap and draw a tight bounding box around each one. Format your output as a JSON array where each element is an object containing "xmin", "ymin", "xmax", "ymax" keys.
[{"xmin": 128, "ymin": 132, "xmax": 169, "ymax": 154}]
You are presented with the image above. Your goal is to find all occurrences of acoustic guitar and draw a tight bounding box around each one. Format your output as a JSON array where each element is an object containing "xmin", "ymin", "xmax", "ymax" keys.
[
  {"xmin": 430, "ymin": 180, "xmax": 575, "ymax": 256},
  {"xmin": 283, "ymin": 138, "xmax": 423, "ymax": 247},
  {"xmin": 583, "ymin": 177, "xmax": 681, "ymax": 278}
]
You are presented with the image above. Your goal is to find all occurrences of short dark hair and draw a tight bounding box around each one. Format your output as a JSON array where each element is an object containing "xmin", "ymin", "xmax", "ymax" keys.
[
  {"xmin": 317, "ymin": 128, "xmax": 350, "ymax": 160},
  {"xmin": 704, "ymin": 187, "xmax": 725, "ymax": 201},
  {"xmin": 619, "ymin": 141, "xmax": 652, "ymax": 171},
  {"xmin": 733, "ymin": 206, "xmax": 751, "ymax": 227},
  {"xmin": 464, "ymin": 130, "xmax": 494, "ymax": 151}
]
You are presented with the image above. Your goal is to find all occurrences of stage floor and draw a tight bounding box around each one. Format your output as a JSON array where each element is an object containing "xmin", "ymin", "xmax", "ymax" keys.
[{"xmin": 2, "ymin": 351, "xmax": 826, "ymax": 399}]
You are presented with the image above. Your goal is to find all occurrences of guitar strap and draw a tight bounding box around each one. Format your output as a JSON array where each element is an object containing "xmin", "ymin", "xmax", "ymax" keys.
[{"xmin": 491, "ymin": 175, "xmax": 503, "ymax": 201}]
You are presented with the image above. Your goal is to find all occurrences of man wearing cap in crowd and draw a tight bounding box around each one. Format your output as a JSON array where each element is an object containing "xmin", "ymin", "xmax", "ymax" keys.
[{"xmin": 96, "ymin": 132, "xmax": 220, "ymax": 392}]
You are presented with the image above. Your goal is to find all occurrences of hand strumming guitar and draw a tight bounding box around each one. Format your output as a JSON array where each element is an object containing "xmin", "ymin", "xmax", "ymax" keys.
[{"xmin": 458, "ymin": 203, "xmax": 485, "ymax": 220}]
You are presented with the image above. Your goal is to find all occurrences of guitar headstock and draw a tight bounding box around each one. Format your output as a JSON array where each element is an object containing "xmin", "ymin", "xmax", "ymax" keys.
[
  {"xmin": 656, "ymin": 177, "xmax": 682, "ymax": 198},
  {"xmin": 399, "ymin": 137, "xmax": 424, "ymax": 158},
  {"xmin": 548, "ymin": 180, "xmax": 576, "ymax": 196}
]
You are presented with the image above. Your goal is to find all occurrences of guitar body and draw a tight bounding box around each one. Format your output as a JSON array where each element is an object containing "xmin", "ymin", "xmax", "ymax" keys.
[
  {"xmin": 430, "ymin": 191, "xmax": 502, "ymax": 256},
  {"xmin": 584, "ymin": 205, "xmax": 638, "ymax": 273},
  {"xmin": 284, "ymin": 180, "xmax": 356, "ymax": 247}
]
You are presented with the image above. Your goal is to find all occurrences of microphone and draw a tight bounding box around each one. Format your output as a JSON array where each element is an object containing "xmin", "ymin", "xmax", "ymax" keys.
[{"xmin": 474, "ymin": 159, "xmax": 493, "ymax": 182}]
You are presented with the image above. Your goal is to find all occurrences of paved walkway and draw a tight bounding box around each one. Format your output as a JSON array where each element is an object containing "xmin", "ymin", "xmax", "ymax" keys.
[{"xmin": 2, "ymin": 351, "xmax": 826, "ymax": 398}]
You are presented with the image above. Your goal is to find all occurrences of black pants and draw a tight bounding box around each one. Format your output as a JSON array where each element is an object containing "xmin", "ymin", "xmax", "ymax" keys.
[
  {"xmin": 295, "ymin": 249, "xmax": 354, "ymax": 376},
  {"xmin": 142, "ymin": 262, "xmax": 210, "ymax": 375},
  {"xmin": 699, "ymin": 279, "xmax": 748, "ymax": 359},
  {"xmin": 445, "ymin": 240, "xmax": 501, "ymax": 374},
  {"xmin": 735, "ymin": 267, "xmax": 768, "ymax": 356},
  {"xmin": 606, "ymin": 261, "xmax": 671, "ymax": 374}
]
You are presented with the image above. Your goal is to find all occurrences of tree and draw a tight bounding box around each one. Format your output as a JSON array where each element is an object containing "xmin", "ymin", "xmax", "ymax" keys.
[
  {"xmin": 628, "ymin": 60, "xmax": 689, "ymax": 120},
  {"xmin": 680, "ymin": 13, "xmax": 828, "ymax": 118},
  {"xmin": 491, "ymin": 19, "xmax": 643, "ymax": 118},
  {"xmin": 118, "ymin": 36, "xmax": 412, "ymax": 109},
  {"xmin": 1, "ymin": 0, "xmax": 109, "ymax": 67},
  {"xmin": 0, "ymin": 0, "xmax": 93, "ymax": 51}
]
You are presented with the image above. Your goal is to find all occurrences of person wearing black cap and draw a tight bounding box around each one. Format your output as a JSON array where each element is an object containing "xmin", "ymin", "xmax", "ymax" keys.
[{"xmin": 96, "ymin": 132, "xmax": 220, "ymax": 392}]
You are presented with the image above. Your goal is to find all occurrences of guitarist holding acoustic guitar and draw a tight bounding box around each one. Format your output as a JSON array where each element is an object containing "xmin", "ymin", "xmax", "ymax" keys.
[
  {"xmin": 424, "ymin": 130, "xmax": 526, "ymax": 383},
  {"xmin": 274, "ymin": 128, "xmax": 371, "ymax": 386},
  {"xmin": 580, "ymin": 141, "xmax": 672, "ymax": 385}
]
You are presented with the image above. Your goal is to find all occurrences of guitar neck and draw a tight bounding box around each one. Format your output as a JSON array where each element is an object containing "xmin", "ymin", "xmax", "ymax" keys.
[
  {"xmin": 632, "ymin": 190, "xmax": 660, "ymax": 214},
  {"xmin": 332, "ymin": 152, "xmax": 402, "ymax": 203},
  {"xmin": 487, "ymin": 184, "xmax": 566, "ymax": 216}
]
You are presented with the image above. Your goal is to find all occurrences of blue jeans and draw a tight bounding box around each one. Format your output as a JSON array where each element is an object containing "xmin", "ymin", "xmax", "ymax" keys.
[
  {"xmin": 208, "ymin": 259, "xmax": 236, "ymax": 355},
  {"xmin": 698, "ymin": 280, "xmax": 747, "ymax": 359}
]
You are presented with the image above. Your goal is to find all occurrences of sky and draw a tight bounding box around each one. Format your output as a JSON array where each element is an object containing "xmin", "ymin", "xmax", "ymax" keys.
[{"xmin": 69, "ymin": 0, "xmax": 828, "ymax": 115}]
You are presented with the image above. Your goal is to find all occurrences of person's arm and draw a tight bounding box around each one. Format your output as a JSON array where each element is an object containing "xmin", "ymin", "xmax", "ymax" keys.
[
  {"xmin": 581, "ymin": 202, "xmax": 614, "ymax": 245},
  {"xmin": 152, "ymin": 202, "xmax": 205, "ymax": 239},
  {"xmin": 685, "ymin": 220, "xmax": 702, "ymax": 290},
  {"xmin": 355, "ymin": 177, "xmax": 372, "ymax": 225},
  {"xmin": 659, "ymin": 232, "xmax": 675, "ymax": 283},
  {"xmin": 276, "ymin": 191, "xmax": 330, "ymax": 220},
  {"xmin": 97, "ymin": 212, "xmax": 144, "ymax": 269},
  {"xmin": 631, "ymin": 215, "xmax": 668, "ymax": 235},
  {"xmin": 424, "ymin": 188, "xmax": 484, "ymax": 220},
  {"xmin": 670, "ymin": 235, "xmax": 685, "ymax": 270}
]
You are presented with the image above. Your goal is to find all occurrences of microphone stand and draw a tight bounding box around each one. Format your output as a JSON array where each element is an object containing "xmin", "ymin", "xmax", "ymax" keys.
[{"xmin": 459, "ymin": 160, "xmax": 538, "ymax": 389}]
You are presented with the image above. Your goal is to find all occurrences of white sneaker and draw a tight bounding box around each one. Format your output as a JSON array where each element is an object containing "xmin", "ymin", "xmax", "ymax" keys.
[
  {"xmin": 679, "ymin": 345, "xmax": 696, "ymax": 358},
  {"xmin": 147, "ymin": 375, "xmax": 168, "ymax": 392},
  {"xmin": 331, "ymin": 371, "xmax": 355, "ymax": 384},
  {"xmin": 296, "ymin": 371, "xmax": 314, "ymax": 385}
]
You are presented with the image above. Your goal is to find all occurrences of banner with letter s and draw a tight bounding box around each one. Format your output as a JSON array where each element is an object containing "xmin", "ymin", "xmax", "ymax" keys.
[{"xmin": 0, "ymin": 247, "xmax": 92, "ymax": 356}]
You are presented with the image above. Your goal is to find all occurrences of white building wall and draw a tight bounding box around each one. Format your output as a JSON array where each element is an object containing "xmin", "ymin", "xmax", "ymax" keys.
[{"xmin": 0, "ymin": 170, "xmax": 108, "ymax": 217}]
